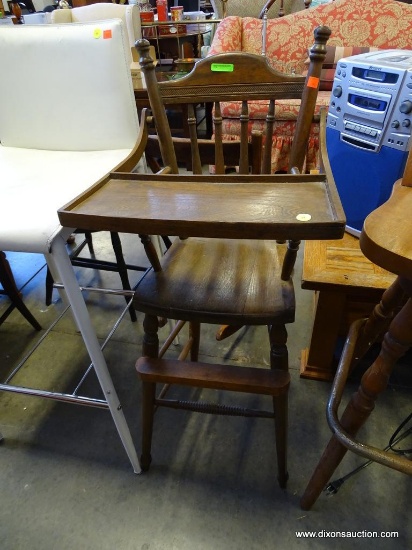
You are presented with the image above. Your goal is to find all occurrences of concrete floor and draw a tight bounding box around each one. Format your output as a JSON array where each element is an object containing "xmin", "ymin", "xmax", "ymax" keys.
[{"xmin": 0, "ymin": 233, "xmax": 410, "ymax": 550}]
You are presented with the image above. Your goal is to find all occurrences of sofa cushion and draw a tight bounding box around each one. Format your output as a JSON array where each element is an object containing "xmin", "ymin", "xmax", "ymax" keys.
[
  {"xmin": 210, "ymin": 0, "xmax": 412, "ymax": 119},
  {"xmin": 303, "ymin": 45, "xmax": 379, "ymax": 90},
  {"xmin": 320, "ymin": 46, "xmax": 379, "ymax": 68},
  {"xmin": 208, "ymin": 0, "xmax": 412, "ymax": 172},
  {"xmin": 220, "ymin": 92, "xmax": 331, "ymax": 122},
  {"xmin": 218, "ymin": 119, "xmax": 321, "ymax": 173},
  {"xmin": 210, "ymin": 0, "xmax": 412, "ymax": 75}
]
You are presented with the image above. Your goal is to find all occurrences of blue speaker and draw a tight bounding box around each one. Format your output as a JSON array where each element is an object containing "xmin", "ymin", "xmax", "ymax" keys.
[
  {"xmin": 327, "ymin": 127, "xmax": 408, "ymax": 236},
  {"xmin": 325, "ymin": 49, "xmax": 412, "ymax": 236}
]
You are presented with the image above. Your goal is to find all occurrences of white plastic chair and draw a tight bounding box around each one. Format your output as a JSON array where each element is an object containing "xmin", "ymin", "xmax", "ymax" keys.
[{"xmin": 0, "ymin": 20, "xmax": 143, "ymax": 473}]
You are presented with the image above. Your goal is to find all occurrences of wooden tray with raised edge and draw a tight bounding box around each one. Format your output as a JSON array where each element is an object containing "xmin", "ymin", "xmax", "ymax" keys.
[{"xmin": 58, "ymin": 172, "xmax": 345, "ymax": 242}]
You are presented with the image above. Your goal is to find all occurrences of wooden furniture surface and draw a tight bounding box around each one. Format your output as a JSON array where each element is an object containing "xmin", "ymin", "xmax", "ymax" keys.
[
  {"xmin": 140, "ymin": 15, "xmax": 220, "ymax": 61},
  {"xmin": 133, "ymin": 69, "xmax": 201, "ymax": 138},
  {"xmin": 144, "ymin": 31, "xmax": 205, "ymax": 61},
  {"xmin": 361, "ymin": 180, "xmax": 412, "ymax": 279},
  {"xmin": 133, "ymin": 69, "xmax": 184, "ymax": 93},
  {"xmin": 301, "ymin": 171, "xmax": 412, "ymax": 511},
  {"xmin": 132, "ymin": 27, "xmax": 342, "ymax": 483},
  {"xmin": 300, "ymin": 232, "xmax": 396, "ymax": 381},
  {"xmin": 58, "ymin": 172, "xmax": 345, "ymax": 241},
  {"xmin": 136, "ymin": 26, "xmax": 331, "ymax": 175}
]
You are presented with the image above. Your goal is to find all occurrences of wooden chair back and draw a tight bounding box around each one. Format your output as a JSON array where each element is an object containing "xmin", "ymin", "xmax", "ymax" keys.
[{"xmin": 137, "ymin": 24, "xmax": 331, "ymax": 177}]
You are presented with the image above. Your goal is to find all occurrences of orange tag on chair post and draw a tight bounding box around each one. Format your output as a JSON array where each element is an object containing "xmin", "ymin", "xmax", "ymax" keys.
[
  {"xmin": 103, "ymin": 29, "xmax": 112, "ymax": 40},
  {"xmin": 307, "ymin": 76, "xmax": 320, "ymax": 89}
]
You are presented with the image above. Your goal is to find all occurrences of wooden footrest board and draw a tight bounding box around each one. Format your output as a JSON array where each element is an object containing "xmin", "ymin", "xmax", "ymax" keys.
[{"xmin": 136, "ymin": 357, "xmax": 290, "ymax": 396}]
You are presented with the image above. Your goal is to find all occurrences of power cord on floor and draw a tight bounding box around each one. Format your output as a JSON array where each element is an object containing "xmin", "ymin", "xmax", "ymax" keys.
[
  {"xmin": 323, "ymin": 411, "xmax": 412, "ymax": 497},
  {"xmin": 389, "ymin": 411, "xmax": 412, "ymax": 454}
]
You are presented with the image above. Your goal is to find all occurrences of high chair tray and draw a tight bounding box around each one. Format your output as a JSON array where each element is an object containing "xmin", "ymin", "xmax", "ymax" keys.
[{"xmin": 58, "ymin": 172, "xmax": 345, "ymax": 241}]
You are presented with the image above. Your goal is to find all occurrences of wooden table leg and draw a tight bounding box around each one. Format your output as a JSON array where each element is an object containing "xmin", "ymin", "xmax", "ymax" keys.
[{"xmin": 300, "ymin": 290, "xmax": 346, "ymax": 381}]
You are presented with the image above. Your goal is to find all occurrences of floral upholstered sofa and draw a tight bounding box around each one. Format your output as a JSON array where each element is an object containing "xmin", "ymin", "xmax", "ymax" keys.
[{"xmin": 207, "ymin": 0, "xmax": 412, "ymax": 172}]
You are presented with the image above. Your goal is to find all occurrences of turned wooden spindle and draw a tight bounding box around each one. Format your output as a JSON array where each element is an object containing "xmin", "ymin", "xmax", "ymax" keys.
[
  {"xmin": 301, "ymin": 284, "xmax": 412, "ymax": 510},
  {"xmin": 301, "ymin": 157, "xmax": 412, "ymax": 511}
]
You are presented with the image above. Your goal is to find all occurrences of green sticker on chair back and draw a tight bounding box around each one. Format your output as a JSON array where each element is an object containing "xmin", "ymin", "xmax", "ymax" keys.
[{"xmin": 211, "ymin": 63, "xmax": 234, "ymax": 72}]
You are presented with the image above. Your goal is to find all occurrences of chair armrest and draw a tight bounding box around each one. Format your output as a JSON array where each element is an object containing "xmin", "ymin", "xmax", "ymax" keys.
[
  {"xmin": 208, "ymin": 16, "xmax": 243, "ymax": 55},
  {"xmin": 210, "ymin": 0, "xmax": 224, "ymax": 19},
  {"xmin": 50, "ymin": 9, "xmax": 73, "ymax": 23},
  {"xmin": 126, "ymin": 4, "xmax": 142, "ymax": 48}
]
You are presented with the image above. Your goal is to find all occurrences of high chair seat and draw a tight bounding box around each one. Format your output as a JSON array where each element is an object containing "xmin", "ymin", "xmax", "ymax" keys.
[{"xmin": 135, "ymin": 237, "xmax": 295, "ymax": 325}]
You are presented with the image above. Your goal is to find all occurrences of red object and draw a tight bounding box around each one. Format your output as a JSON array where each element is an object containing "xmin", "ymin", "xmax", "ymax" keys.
[
  {"xmin": 140, "ymin": 11, "xmax": 155, "ymax": 38},
  {"xmin": 156, "ymin": 0, "xmax": 168, "ymax": 21}
]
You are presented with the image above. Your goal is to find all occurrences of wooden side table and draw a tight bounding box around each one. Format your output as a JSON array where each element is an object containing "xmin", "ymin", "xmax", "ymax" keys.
[
  {"xmin": 133, "ymin": 68, "xmax": 213, "ymax": 141},
  {"xmin": 134, "ymin": 69, "xmax": 192, "ymax": 137},
  {"xmin": 300, "ymin": 232, "xmax": 395, "ymax": 381}
]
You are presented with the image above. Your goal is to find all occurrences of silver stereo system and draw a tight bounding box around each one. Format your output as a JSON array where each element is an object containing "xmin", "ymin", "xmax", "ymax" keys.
[
  {"xmin": 328, "ymin": 50, "xmax": 412, "ymax": 153},
  {"xmin": 327, "ymin": 50, "xmax": 412, "ymax": 236}
]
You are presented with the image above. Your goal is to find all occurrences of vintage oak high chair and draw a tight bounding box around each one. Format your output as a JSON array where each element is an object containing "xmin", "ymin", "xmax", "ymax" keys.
[
  {"xmin": 142, "ymin": 27, "xmax": 331, "ymax": 177},
  {"xmin": 132, "ymin": 29, "xmax": 338, "ymax": 484},
  {"xmin": 133, "ymin": 32, "xmax": 337, "ymax": 483},
  {"xmin": 57, "ymin": 26, "xmax": 346, "ymax": 487},
  {"xmin": 300, "ymin": 151, "xmax": 412, "ymax": 510}
]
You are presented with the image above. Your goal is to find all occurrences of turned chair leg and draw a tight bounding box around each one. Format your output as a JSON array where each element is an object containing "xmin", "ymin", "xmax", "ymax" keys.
[
  {"xmin": 0, "ymin": 251, "xmax": 41, "ymax": 331},
  {"xmin": 268, "ymin": 324, "xmax": 289, "ymax": 484},
  {"xmin": 142, "ymin": 313, "xmax": 161, "ymax": 358},
  {"xmin": 269, "ymin": 323, "xmax": 289, "ymax": 371},
  {"xmin": 140, "ymin": 379, "xmax": 156, "ymax": 471},
  {"xmin": 273, "ymin": 392, "xmax": 289, "ymax": 488},
  {"xmin": 189, "ymin": 321, "xmax": 200, "ymax": 361},
  {"xmin": 110, "ymin": 232, "xmax": 137, "ymax": 322},
  {"xmin": 140, "ymin": 313, "xmax": 160, "ymax": 470},
  {"xmin": 301, "ymin": 289, "xmax": 412, "ymax": 510},
  {"xmin": 136, "ymin": 355, "xmax": 290, "ymax": 486},
  {"xmin": 138, "ymin": 313, "xmax": 290, "ymax": 485},
  {"xmin": 350, "ymin": 277, "xmax": 406, "ymax": 368}
]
